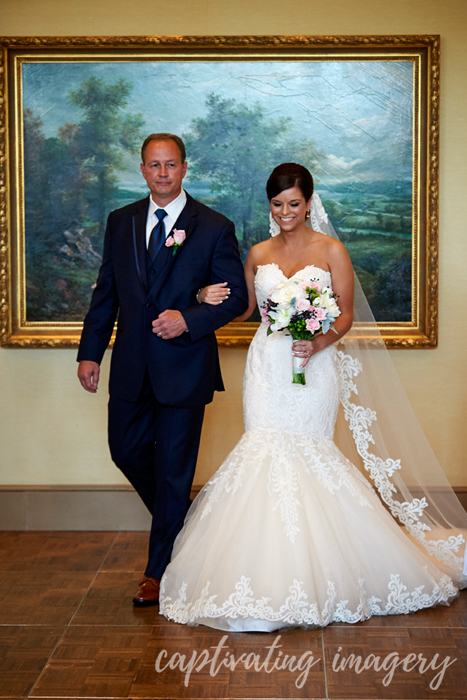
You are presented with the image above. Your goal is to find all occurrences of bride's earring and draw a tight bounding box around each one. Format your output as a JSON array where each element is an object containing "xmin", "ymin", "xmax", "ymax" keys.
[{"xmin": 305, "ymin": 209, "xmax": 311, "ymax": 219}]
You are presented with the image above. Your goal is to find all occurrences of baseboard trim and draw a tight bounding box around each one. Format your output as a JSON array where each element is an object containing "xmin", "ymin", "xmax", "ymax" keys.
[
  {"xmin": 0, "ymin": 485, "xmax": 203, "ymax": 531},
  {"xmin": 0, "ymin": 485, "xmax": 465, "ymax": 531}
]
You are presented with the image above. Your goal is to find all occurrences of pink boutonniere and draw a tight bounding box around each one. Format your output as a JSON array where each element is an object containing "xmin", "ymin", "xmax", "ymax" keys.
[{"xmin": 165, "ymin": 229, "xmax": 186, "ymax": 256}]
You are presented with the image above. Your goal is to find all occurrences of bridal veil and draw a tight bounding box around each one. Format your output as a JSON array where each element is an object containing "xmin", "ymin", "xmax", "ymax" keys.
[{"xmin": 271, "ymin": 194, "xmax": 467, "ymax": 584}]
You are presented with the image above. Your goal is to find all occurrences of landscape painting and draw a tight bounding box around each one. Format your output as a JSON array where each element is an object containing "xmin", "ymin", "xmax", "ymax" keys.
[{"xmin": 22, "ymin": 58, "xmax": 414, "ymax": 326}]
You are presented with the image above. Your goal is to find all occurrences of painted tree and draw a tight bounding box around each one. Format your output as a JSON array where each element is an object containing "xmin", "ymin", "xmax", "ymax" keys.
[
  {"xmin": 22, "ymin": 77, "xmax": 144, "ymax": 320},
  {"xmin": 184, "ymin": 94, "xmax": 323, "ymax": 255},
  {"xmin": 68, "ymin": 76, "xmax": 144, "ymax": 234}
]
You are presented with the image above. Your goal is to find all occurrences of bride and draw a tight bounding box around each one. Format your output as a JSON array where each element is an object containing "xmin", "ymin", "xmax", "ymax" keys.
[{"xmin": 159, "ymin": 163, "xmax": 467, "ymax": 632}]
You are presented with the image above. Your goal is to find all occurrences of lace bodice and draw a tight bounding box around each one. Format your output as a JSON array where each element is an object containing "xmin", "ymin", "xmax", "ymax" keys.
[
  {"xmin": 243, "ymin": 263, "xmax": 339, "ymax": 439},
  {"xmin": 254, "ymin": 263, "xmax": 332, "ymax": 310}
]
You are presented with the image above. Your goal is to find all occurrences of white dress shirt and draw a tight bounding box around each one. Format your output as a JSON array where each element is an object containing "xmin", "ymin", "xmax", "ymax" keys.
[{"xmin": 146, "ymin": 189, "xmax": 187, "ymax": 248}]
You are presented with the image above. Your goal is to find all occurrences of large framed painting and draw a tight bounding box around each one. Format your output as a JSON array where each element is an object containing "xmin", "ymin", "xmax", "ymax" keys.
[{"xmin": 0, "ymin": 35, "xmax": 439, "ymax": 348}]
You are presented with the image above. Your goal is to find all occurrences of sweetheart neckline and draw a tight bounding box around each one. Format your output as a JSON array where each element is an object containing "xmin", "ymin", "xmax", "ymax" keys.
[{"xmin": 256, "ymin": 262, "xmax": 331, "ymax": 280}]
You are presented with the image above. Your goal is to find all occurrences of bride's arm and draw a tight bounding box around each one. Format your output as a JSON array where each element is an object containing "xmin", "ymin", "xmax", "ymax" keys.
[
  {"xmin": 198, "ymin": 249, "xmax": 258, "ymax": 321},
  {"xmin": 233, "ymin": 251, "xmax": 257, "ymax": 321},
  {"xmin": 197, "ymin": 281, "xmax": 230, "ymax": 305},
  {"xmin": 293, "ymin": 240, "xmax": 354, "ymax": 365}
]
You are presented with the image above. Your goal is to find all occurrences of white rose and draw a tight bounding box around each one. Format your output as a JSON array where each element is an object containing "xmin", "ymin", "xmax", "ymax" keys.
[
  {"xmin": 327, "ymin": 299, "xmax": 341, "ymax": 318},
  {"xmin": 271, "ymin": 280, "xmax": 303, "ymax": 308},
  {"xmin": 270, "ymin": 282, "xmax": 288, "ymax": 305},
  {"xmin": 317, "ymin": 290, "xmax": 334, "ymax": 310}
]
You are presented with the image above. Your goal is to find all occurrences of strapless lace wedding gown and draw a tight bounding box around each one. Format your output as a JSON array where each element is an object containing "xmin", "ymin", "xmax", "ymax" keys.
[{"xmin": 159, "ymin": 264, "xmax": 457, "ymax": 631}]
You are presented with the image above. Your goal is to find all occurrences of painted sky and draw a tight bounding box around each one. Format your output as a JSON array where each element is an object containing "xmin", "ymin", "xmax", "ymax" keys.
[{"xmin": 23, "ymin": 59, "xmax": 414, "ymax": 192}]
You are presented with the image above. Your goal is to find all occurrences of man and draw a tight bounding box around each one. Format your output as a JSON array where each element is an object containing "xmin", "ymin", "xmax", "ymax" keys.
[{"xmin": 77, "ymin": 133, "xmax": 248, "ymax": 605}]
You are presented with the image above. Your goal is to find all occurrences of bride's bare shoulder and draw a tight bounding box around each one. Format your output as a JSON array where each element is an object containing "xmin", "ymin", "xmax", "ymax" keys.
[
  {"xmin": 313, "ymin": 231, "xmax": 350, "ymax": 260},
  {"xmin": 245, "ymin": 239, "xmax": 273, "ymax": 265}
]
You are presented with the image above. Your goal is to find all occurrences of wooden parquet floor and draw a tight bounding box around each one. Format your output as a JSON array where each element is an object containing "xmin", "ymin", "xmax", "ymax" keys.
[{"xmin": 0, "ymin": 531, "xmax": 466, "ymax": 700}]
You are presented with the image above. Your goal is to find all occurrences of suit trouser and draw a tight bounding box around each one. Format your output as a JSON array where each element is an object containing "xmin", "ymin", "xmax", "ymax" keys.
[{"xmin": 108, "ymin": 372, "xmax": 205, "ymax": 579}]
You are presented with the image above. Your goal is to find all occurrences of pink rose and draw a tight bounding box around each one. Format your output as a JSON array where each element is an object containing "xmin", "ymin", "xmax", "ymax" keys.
[
  {"xmin": 296, "ymin": 298, "xmax": 311, "ymax": 312},
  {"xmin": 173, "ymin": 229, "xmax": 186, "ymax": 245},
  {"xmin": 314, "ymin": 307, "xmax": 327, "ymax": 320},
  {"xmin": 306, "ymin": 318, "xmax": 320, "ymax": 332},
  {"xmin": 309, "ymin": 281, "xmax": 321, "ymax": 291},
  {"xmin": 165, "ymin": 236, "xmax": 175, "ymax": 247},
  {"xmin": 298, "ymin": 281, "xmax": 309, "ymax": 291}
]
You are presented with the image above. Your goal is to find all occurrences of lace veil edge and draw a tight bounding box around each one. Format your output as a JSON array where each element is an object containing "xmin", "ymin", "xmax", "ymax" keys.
[{"xmin": 308, "ymin": 193, "xmax": 467, "ymax": 584}]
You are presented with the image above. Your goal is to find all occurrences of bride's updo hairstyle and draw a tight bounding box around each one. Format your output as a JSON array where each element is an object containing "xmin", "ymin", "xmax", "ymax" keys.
[{"xmin": 266, "ymin": 163, "xmax": 314, "ymax": 201}]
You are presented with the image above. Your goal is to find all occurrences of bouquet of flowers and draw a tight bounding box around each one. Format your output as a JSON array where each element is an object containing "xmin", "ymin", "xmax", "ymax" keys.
[{"xmin": 262, "ymin": 278, "xmax": 341, "ymax": 384}]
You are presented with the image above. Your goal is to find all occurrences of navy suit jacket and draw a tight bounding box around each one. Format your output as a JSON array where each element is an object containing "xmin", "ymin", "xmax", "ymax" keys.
[{"xmin": 77, "ymin": 192, "xmax": 249, "ymax": 407}]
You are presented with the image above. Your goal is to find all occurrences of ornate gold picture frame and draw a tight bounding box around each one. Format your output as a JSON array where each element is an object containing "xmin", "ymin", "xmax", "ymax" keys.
[{"xmin": 0, "ymin": 35, "xmax": 439, "ymax": 348}]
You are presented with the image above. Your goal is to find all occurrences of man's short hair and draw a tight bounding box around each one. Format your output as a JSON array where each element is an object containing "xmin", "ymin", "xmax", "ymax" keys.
[{"xmin": 141, "ymin": 133, "xmax": 186, "ymax": 163}]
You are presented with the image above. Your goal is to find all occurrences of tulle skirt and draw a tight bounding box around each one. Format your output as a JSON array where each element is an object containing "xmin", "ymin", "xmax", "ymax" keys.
[{"xmin": 159, "ymin": 428, "xmax": 458, "ymax": 632}]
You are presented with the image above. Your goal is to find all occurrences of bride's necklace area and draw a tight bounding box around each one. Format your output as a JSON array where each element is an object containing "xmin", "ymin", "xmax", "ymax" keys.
[
  {"xmin": 268, "ymin": 228, "xmax": 329, "ymax": 279},
  {"xmin": 257, "ymin": 240, "xmax": 330, "ymax": 279}
]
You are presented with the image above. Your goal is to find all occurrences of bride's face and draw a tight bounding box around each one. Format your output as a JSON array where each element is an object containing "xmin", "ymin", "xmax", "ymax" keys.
[{"xmin": 269, "ymin": 186, "xmax": 311, "ymax": 232}]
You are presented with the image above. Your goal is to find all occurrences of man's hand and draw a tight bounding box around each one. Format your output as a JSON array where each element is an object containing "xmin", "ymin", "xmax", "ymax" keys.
[
  {"xmin": 152, "ymin": 310, "xmax": 188, "ymax": 339},
  {"xmin": 78, "ymin": 360, "xmax": 100, "ymax": 393}
]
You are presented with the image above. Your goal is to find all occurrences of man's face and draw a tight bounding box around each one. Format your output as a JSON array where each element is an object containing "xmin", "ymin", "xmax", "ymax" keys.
[{"xmin": 140, "ymin": 139, "xmax": 188, "ymax": 205}]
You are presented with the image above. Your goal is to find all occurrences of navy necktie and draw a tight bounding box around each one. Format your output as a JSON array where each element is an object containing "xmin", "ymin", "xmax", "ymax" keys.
[{"xmin": 148, "ymin": 209, "xmax": 168, "ymax": 261}]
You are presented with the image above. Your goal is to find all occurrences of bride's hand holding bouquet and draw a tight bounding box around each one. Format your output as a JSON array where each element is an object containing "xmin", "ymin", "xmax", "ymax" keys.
[{"xmin": 262, "ymin": 277, "xmax": 341, "ymax": 384}]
